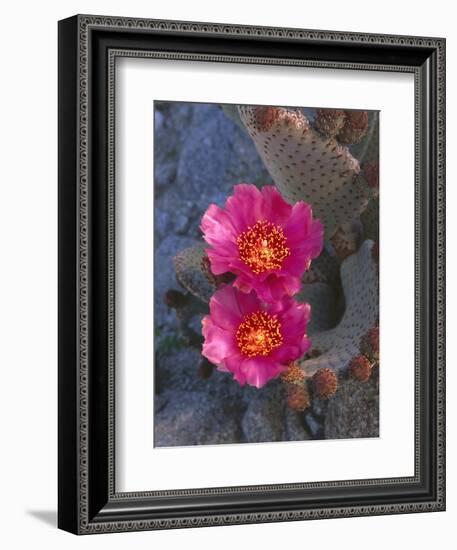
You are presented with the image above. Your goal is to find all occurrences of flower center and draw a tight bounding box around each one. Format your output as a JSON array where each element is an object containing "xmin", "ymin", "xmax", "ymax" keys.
[
  {"xmin": 237, "ymin": 220, "xmax": 290, "ymax": 274},
  {"xmin": 236, "ymin": 311, "xmax": 283, "ymax": 357}
]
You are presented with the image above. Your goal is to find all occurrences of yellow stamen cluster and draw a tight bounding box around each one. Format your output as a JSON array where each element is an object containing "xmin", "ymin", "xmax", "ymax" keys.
[
  {"xmin": 237, "ymin": 220, "xmax": 290, "ymax": 274},
  {"xmin": 236, "ymin": 311, "xmax": 283, "ymax": 357}
]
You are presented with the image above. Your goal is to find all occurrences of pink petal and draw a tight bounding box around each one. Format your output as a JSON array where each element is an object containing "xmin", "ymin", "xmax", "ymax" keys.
[
  {"xmin": 270, "ymin": 344, "xmax": 301, "ymax": 363},
  {"xmin": 279, "ymin": 302, "xmax": 310, "ymax": 341},
  {"xmin": 224, "ymin": 354, "xmax": 247, "ymax": 386},
  {"xmin": 257, "ymin": 275, "xmax": 287, "ymax": 302},
  {"xmin": 236, "ymin": 288, "xmax": 261, "ymax": 316},
  {"xmin": 233, "ymin": 276, "xmax": 254, "ymax": 295},
  {"xmin": 241, "ymin": 357, "xmax": 286, "ymax": 388},
  {"xmin": 200, "ymin": 203, "xmax": 238, "ymax": 243},
  {"xmin": 284, "ymin": 204, "xmax": 324, "ymax": 257},
  {"xmin": 206, "ymin": 247, "xmax": 237, "ymax": 275},
  {"xmin": 208, "ymin": 285, "xmax": 243, "ymax": 330},
  {"xmin": 201, "ymin": 316, "xmax": 237, "ymax": 366},
  {"xmin": 260, "ymin": 186, "xmax": 292, "ymax": 224},
  {"xmin": 299, "ymin": 335, "xmax": 312, "ymax": 356},
  {"xmin": 224, "ymin": 184, "xmax": 264, "ymax": 232},
  {"xmin": 251, "ymin": 274, "xmax": 299, "ymax": 302}
]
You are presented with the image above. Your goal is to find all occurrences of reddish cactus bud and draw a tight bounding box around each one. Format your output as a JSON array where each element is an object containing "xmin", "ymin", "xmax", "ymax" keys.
[
  {"xmin": 349, "ymin": 355, "xmax": 372, "ymax": 382},
  {"xmin": 363, "ymin": 161, "xmax": 379, "ymax": 189},
  {"xmin": 287, "ymin": 384, "xmax": 311, "ymax": 411},
  {"xmin": 164, "ymin": 289, "xmax": 189, "ymax": 309},
  {"xmin": 312, "ymin": 368, "xmax": 338, "ymax": 398},
  {"xmin": 280, "ymin": 362, "xmax": 306, "ymax": 385},
  {"xmin": 315, "ymin": 108, "xmax": 346, "ymax": 137},
  {"xmin": 361, "ymin": 326, "xmax": 380, "ymax": 362},
  {"xmin": 338, "ymin": 110, "xmax": 369, "ymax": 144},
  {"xmin": 251, "ymin": 106, "xmax": 309, "ymax": 132},
  {"xmin": 253, "ymin": 106, "xmax": 282, "ymax": 132}
]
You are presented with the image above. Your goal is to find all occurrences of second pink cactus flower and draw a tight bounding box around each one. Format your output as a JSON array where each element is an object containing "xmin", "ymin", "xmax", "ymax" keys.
[{"xmin": 201, "ymin": 284, "xmax": 312, "ymax": 388}]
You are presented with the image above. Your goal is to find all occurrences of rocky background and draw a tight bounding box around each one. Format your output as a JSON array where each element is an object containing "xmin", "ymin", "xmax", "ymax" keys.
[{"xmin": 153, "ymin": 101, "xmax": 379, "ymax": 447}]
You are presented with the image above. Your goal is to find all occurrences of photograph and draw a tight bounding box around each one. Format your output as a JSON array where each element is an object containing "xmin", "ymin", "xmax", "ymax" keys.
[{"xmin": 153, "ymin": 101, "xmax": 380, "ymax": 447}]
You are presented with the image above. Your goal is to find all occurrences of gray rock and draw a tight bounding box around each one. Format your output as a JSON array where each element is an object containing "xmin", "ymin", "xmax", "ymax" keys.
[
  {"xmin": 284, "ymin": 409, "xmax": 311, "ymax": 441},
  {"xmin": 155, "ymin": 345, "xmax": 248, "ymax": 407},
  {"xmin": 174, "ymin": 212, "xmax": 191, "ymax": 235},
  {"xmin": 154, "ymin": 392, "xmax": 169, "ymax": 414},
  {"xmin": 155, "ymin": 162, "xmax": 176, "ymax": 195},
  {"xmin": 155, "ymin": 347, "xmax": 204, "ymax": 394},
  {"xmin": 304, "ymin": 412, "xmax": 323, "ymax": 438},
  {"xmin": 310, "ymin": 396, "xmax": 328, "ymax": 417},
  {"xmin": 154, "ymin": 109, "xmax": 164, "ymax": 131},
  {"xmin": 220, "ymin": 104, "xmax": 246, "ymax": 131},
  {"xmin": 154, "ymin": 390, "xmax": 242, "ymax": 447},
  {"xmin": 176, "ymin": 105, "xmax": 271, "ymax": 201},
  {"xmin": 176, "ymin": 106, "xmax": 237, "ymax": 197},
  {"xmin": 155, "ymin": 102, "xmax": 193, "ymax": 148},
  {"xmin": 156, "ymin": 193, "xmax": 200, "ymax": 238},
  {"xmin": 241, "ymin": 383, "xmax": 286, "ymax": 443},
  {"xmin": 154, "ymin": 208, "xmax": 173, "ymax": 243},
  {"xmin": 324, "ymin": 370, "xmax": 379, "ymax": 439}
]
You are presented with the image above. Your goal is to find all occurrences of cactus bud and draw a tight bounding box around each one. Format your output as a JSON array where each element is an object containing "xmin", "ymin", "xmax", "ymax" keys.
[
  {"xmin": 337, "ymin": 110, "xmax": 369, "ymax": 144},
  {"xmin": 164, "ymin": 289, "xmax": 189, "ymax": 309},
  {"xmin": 280, "ymin": 362, "xmax": 305, "ymax": 385},
  {"xmin": 349, "ymin": 355, "xmax": 372, "ymax": 382},
  {"xmin": 287, "ymin": 384, "xmax": 311, "ymax": 411},
  {"xmin": 253, "ymin": 106, "xmax": 282, "ymax": 132},
  {"xmin": 363, "ymin": 161, "xmax": 379, "ymax": 190},
  {"xmin": 315, "ymin": 108, "xmax": 346, "ymax": 137},
  {"xmin": 312, "ymin": 368, "xmax": 338, "ymax": 398},
  {"xmin": 361, "ymin": 326, "xmax": 379, "ymax": 362}
]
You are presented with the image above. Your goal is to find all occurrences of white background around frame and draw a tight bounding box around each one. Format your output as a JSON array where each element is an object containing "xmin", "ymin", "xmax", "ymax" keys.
[
  {"xmin": 0, "ymin": 1, "xmax": 454, "ymax": 549},
  {"xmin": 115, "ymin": 58, "xmax": 415, "ymax": 492}
]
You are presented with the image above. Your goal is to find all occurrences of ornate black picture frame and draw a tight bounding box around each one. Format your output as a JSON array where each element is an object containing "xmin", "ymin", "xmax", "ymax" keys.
[{"xmin": 58, "ymin": 14, "xmax": 445, "ymax": 534}]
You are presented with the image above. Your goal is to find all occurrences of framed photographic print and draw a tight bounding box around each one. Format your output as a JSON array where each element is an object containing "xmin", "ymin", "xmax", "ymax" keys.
[{"xmin": 58, "ymin": 14, "xmax": 446, "ymax": 534}]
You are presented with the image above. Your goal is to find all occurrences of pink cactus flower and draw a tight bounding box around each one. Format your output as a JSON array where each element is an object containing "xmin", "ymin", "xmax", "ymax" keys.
[
  {"xmin": 201, "ymin": 184, "xmax": 323, "ymax": 301},
  {"xmin": 201, "ymin": 284, "xmax": 312, "ymax": 388}
]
